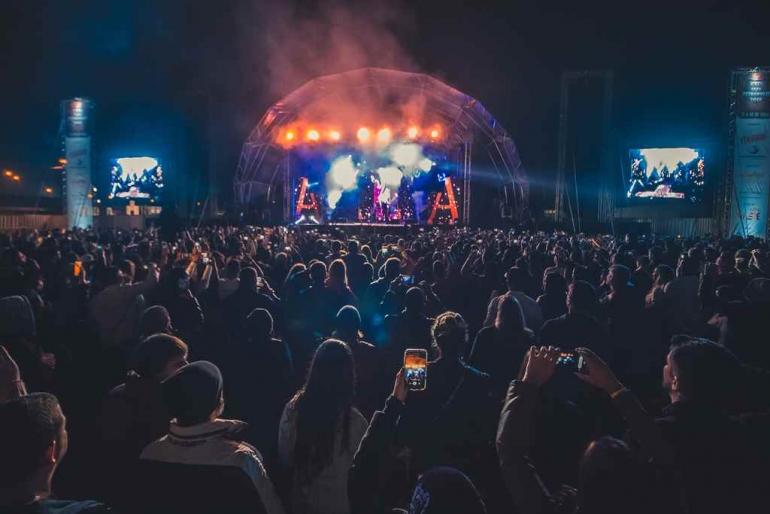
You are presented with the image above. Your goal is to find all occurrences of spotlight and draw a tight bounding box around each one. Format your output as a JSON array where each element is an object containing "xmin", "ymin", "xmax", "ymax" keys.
[
  {"xmin": 330, "ymin": 130, "xmax": 341, "ymax": 141},
  {"xmin": 430, "ymin": 129, "xmax": 440, "ymax": 139},
  {"xmin": 377, "ymin": 128, "xmax": 392, "ymax": 143},
  {"xmin": 12, "ymin": 175, "xmax": 20, "ymax": 181},
  {"xmin": 285, "ymin": 131, "xmax": 296, "ymax": 141},
  {"xmin": 357, "ymin": 127, "xmax": 371, "ymax": 142},
  {"xmin": 44, "ymin": 187, "xmax": 53, "ymax": 194},
  {"xmin": 330, "ymin": 156, "xmax": 358, "ymax": 189},
  {"xmin": 3, "ymin": 170, "xmax": 12, "ymax": 177},
  {"xmin": 407, "ymin": 127, "xmax": 419, "ymax": 139},
  {"xmin": 391, "ymin": 144, "xmax": 421, "ymax": 167},
  {"xmin": 58, "ymin": 158, "xmax": 68, "ymax": 165},
  {"xmin": 307, "ymin": 130, "xmax": 320, "ymax": 141}
]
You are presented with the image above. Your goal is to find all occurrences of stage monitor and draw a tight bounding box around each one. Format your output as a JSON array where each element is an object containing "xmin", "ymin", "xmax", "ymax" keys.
[
  {"xmin": 627, "ymin": 148, "xmax": 705, "ymax": 203},
  {"xmin": 109, "ymin": 157, "xmax": 164, "ymax": 199}
]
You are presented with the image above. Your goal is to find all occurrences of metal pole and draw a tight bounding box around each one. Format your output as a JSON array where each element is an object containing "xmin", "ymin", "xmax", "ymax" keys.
[{"xmin": 555, "ymin": 74, "xmax": 570, "ymax": 221}]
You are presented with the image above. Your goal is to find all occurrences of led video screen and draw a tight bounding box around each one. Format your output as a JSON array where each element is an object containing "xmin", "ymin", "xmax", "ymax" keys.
[
  {"xmin": 627, "ymin": 148, "xmax": 705, "ymax": 203},
  {"xmin": 109, "ymin": 157, "xmax": 164, "ymax": 199}
]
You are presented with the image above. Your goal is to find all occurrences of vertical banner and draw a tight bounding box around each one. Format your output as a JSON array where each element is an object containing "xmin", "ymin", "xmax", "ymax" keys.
[
  {"xmin": 63, "ymin": 98, "xmax": 94, "ymax": 229},
  {"xmin": 730, "ymin": 71, "xmax": 770, "ymax": 238},
  {"xmin": 65, "ymin": 137, "xmax": 93, "ymax": 229}
]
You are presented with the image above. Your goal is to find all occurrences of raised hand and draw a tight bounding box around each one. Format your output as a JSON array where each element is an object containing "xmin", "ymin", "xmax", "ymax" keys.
[
  {"xmin": 522, "ymin": 346, "xmax": 559, "ymax": 388},
  {"xmin": 392, "ymin": 368, "xmax": 407, "ymax": 403},
  {"xmin": 575, "ymin": 347, "xmax": 624, "ymax": 396}
]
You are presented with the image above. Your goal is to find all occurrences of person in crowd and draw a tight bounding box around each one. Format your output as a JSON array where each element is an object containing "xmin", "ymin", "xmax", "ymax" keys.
[
  {"xmin": 296, "ymin": 261, "xmax": 340, "ymax": 339},
  {"xmin": 469, "ymin": 295, "xmax": 534, "ymax": 402},
  {"xmin": 332, "ymin": 306, "xmax": 380, "ymax": 419},
  {"xmin": 327, "ymin": 259, "xmax": 358, "ymax": 310},
  {"xmin": 343, "ymin": 240, "xmax": 369, "ymax": 298},
  {"xmin": 0, "ymin": 392, "xmax": 115, "ymax": 513},
  {"xmin": 157, "ymin": 267, "xmax": 205, "ymax": 344},
  {"xmin": 539, "ymin": 281, "xmax": 608, "ymax": 356},
  {"xmin": 283, "ymin": 263, "xmax": 309, "ymax": 306},
  {"xmin": 663, "ymin": 256, "xmax": 700, "ymax": 335},
  {"xmin": 219, "ymin": 259, "xmax": 242, "ymax": 300},
  {"xmin": 646, "ymin": 264, "xmax": 675, "ymax": 308},
  {"xmin": 385, "ymin": 287, "xmax": 435, "ymax": 366},
  {"xmin": 89, "ymin": 263, "xmax": 159, "ymax": 348},
  {"xmin": 631, "ymin": 255, "xmax": 654, "ymax": 297},
  {"xmin": 537, "ymin": 272, "xmax": 568, "ymax": 323},
  {"xmin": 223, "ymin": 267, "xmax": 279, "ymax": 341},
  {"xmin": 484, "ymin": 267, "xmax": 543, "ymax": 336},
  {"xmin": 278, "ymin": 339, "xmax": 368, "ymax": 514},
  {"xmin": 366, "ymin": 257, "xmax": 401, "ymax": 309},
  {"xmin": 139, "ymin": 305, "xmax": 174, "ymax": 340},
  {"xmin": 139, "ymin": 361, "xmax": 284, "ymax": 514}
]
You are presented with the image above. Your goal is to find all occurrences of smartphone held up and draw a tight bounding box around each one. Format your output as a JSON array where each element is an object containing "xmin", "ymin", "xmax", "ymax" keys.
[
  {"xmin": 556, "ymin": 351, "xmax": 587, "ymax": 374},
  {"xmin": 404, "ymin": 349, "xmax": 427, "ymax": 391}
]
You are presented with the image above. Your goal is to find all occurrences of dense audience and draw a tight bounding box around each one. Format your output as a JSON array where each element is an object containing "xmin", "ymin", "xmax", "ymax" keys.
[{"xmin": 1, "ymin": 225, "xmax": 770, "ymax": 513}]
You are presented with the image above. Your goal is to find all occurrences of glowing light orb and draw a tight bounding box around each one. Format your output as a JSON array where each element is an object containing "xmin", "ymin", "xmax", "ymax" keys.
[
  {"xmin": 377, "ymin": 166, "xmax": 403, "ymax": 187},
  {"xmin": 307, "ymin": 130, "xmax": 320, "ymax": 141},
  {"xmin": 285, "ymin": 131, "xmax": 295, "ymax": 141},
  {"xmin": 391, "ymin": 144, "xmax": 422, "ymax": 167},
  {"xmin": 418, "ymin": 158, "xmax": 434, "ymax": 172},
  {"xmin": 330, "ymin": 130, "xmax": 341, "ymax": 141},
  {"xmin": 327, "ymin": 189, "xmax": 343, "ymax": 209},
  {"xmin": 407, "ymin": 127, "xmax": 419, "ymax": 139},
  {"xmin": 430, "ymin": 129, "xmax": 440, "ymax": 139},
  {"xmin": 357, "ymin": 127, "xmax": 371, "ymax": 142},
  {"xmin": 330, "ymin": 156, "xmax": 358, "ymax": 189},
  {"xmin": 377, "ymin": 128, "xmax": 392, "ymax": 143}
]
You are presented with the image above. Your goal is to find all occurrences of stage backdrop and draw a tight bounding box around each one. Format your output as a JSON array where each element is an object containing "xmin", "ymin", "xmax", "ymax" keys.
[{"xmin": 729, "ymin": 71, "xmax": 770, "ymax": 238}]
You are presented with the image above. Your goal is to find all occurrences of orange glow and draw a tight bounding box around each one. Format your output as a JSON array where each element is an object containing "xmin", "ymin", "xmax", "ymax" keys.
[
  {"xmin": 307, "ymin": 129, "xmax": 320, "ymax": 141},
  {"xmin": 357, "ymin": 127, "xmax": 371, "ymax": 142},
  {"xmin": 3, "ymin": 170, "xmax": 13, "ymax": 177},
  {"xmin": 285, "ymin": 131, "xmax": 296, "ymax": 141},
  {"xmin": 44, "ymin": 187, "xmax": 54, "ymax": 194},
  {"xmin": 12, "ymin": 175, "xmax": 20, "ymax": 181},
  {"xmin": 377, "ymin": 128, "xmax": 392, "ymax": 143},
  {"xmin": 58, "ymin": 158, "xmax": 68, "ymax": 164},
  {"xmin": 407, "ymin": 126, "xmax": 419, "ymax": 139},
  {"xmin": 430, "ymin": 129, "xmax": 440, "ymax": 139},
  {"xmin": 329, "ymin": 130, "xmax": 341, "ymax": 141}
]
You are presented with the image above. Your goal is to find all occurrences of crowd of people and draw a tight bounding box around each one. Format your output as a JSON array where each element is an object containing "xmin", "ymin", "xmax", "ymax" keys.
[{"xmin": 1, "ymin": 224, "xmax": 769, "ymax": 514}]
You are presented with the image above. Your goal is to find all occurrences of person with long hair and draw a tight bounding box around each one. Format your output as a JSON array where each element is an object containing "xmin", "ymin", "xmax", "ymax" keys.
[
  {"xmin": 282, "ymin": 262, "xmax": 309, "ymax": 305},
  {"xmin": 333, "ymin": 306, "xmax": 381, "ymax": 420},
  {"xmin": 278, "ymin": 339, "xmax": 367, "ymax": 514},
  {"xmin": 469, "ymin": 296, "xmax": 534, "ymax": 401},
  {"xmin": 537, "ymin": 272, "xmax": 568, "ymax": 323},
  {"xmin": 326, "ymin": 259, "xmax": 358, "ymax": 309}
]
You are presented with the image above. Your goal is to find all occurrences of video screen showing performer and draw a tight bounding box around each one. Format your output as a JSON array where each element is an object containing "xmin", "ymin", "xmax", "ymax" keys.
[
  {"xmin": 627, "ymin": 148, "xmax": 704, "ymax": 202},
  {"xmin": 109, "ymin": 157, "xmax": 164, "ymax": 199}
]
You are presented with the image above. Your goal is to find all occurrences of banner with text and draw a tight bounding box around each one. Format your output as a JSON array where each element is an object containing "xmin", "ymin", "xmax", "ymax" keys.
[{"xmin": 730, "ymin": 70, "xmax": 770, "ymax": 238}]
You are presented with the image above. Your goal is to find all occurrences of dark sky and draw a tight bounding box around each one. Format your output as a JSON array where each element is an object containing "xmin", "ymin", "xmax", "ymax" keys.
[{"xmin": 1, "ymin": 0, "xmax": 768, "ymax": 203}]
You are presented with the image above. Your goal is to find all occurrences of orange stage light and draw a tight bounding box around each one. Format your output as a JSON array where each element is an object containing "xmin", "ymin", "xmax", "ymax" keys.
[
  {"xmin": 357, "ymin": 127, "xmax": 371, "ymax": 142},
  {"xmin": 12, "ymin": 175, "xmax": 20, "ymax": 181},
  {"xmin": 430, "ymin": 129, "xmax": 440, "ymax": 139},
  {"xmin": 377, "ymin": 128, "xmax": 392, "ymax": 143},
  {"xmin": 58, "ymin": 158, "xmax": 68, "ymax": 164},
  {"xmin": 407, "ymin": 127, "xmax": 419, "ymax": 139},
  {"xmin": 307, "ymin": 130, "xmax": 320, "ymax": 141},
  {"xmin": 330, "ymin": 130, "xmax": 341, "ymax": 141},
  {"xmin": 285, "ymin": 131, "xmax": 296, "ymax": 141},
  {"xmin": 3, "ymin": 170, "xmax": 13, "ymax": 177},
  {"xmin": 44, "ymin": 187, "xmax": 53, "ymax": 194}
]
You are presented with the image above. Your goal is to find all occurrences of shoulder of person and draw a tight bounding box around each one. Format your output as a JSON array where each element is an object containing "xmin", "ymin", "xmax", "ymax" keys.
[{"xmin": 38, "ymin": 499, "xmax": 115, "ymax": 513}]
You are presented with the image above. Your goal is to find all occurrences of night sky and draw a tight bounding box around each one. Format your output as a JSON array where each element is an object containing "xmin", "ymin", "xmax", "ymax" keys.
[{"xmin": 1, "ymin": 0, "xmax": 769, "ymax": 210}]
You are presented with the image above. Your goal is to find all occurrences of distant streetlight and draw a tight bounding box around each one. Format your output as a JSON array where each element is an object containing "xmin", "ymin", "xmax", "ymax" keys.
[
  {"xmin": 3, "ymin": 170, "xmax": 13, "ymax": 177},
  {"xmin": 58, "ymin": 158, "xmax": 68, "ymax": 165},
  {"xmin": 44, "ymin": 187, "xmax": 54, "ymax": 194},
  {"xmin": 12, "ymin": 175, "xmax": 20, "ymax": 181}
]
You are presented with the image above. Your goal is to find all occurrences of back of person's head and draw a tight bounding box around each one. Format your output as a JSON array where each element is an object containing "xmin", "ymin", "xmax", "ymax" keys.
[
  {"xmin": 225, "ymin": 259, "xmax": 241, "ymax": 280},
  {"xmin": 131, "ymin": 334, "xmax": 188, "ymax": 380},
  {"xmin": 505, "ymin": 266, "xmax": 527, "ymax": 292},
  {"xmin": 384, "ymin": 257, "xmax": 401, "ymax": 279},
  {"xmin": 667, "ymin": 336, "xmax": 742, "ymax": 408},
  {"xmin": 292, "ymin": 339, "xmax": 355, "ymax": 482},
  {"xmin": 653, "ymin": 264, "xmax": 676, "ymax": 286},
  {"xmin": 331, "ymin": 240, "xmax": 342, "ymax": 253},
  {"xmin": 432, "ymin": 312, "xmax": 468, "ymax": 359},
  {"xmin": 568, "ymin": 280, "xmax": 598, "ymax": 314},
  {"xmin": 405, "ymin": 287, "xmax": 425, "ymax": 313},
  {"xmin": 335, "ymin": 305, "xmax": 362, "ymax": 339},
  {"xmin": 328, "ymin": 259, "xmax": 349, "ymax": 288},
  {"xmin": 140, "ymin": 305, "xmax": 172, "ymax": 339},
  {"xmin": 120, "ymin": 259, "xmax": 136, "ymax": 283},
  {"xmin": 608, "ymin": 265, "xmax": 631, "ymax": 291},
  {"xmin": 717, "ymin": 251, "xmax": 734, "ymax": 272},
  {"xmin": 309, "ymin": 261, "xmax": 327, "ymax": 283},
  {"xmin": 347, "ymin": 239, "xmax": 359, "ymax": 255},
  {"xmin": 678, "ymin": 256, "xmax": 699, "ymax": 277},
  {"xmin": 104, "ymin": 266, "xmax": 123, "ymax": 287},
  {"xmin": 578, "ymin": 436, "xmax": 644, "ymax": 514},
  {"xmin": 543, "ymin": 271, "xmax": 567, "ymax": 295},
  {"xmin": 409, "ymin": 467, "xmax": 486, "ymax": 514},
  {"xmin": 496, "ymin": 295, "xmax": 526, "ymax": 333},
  {"xmin": 239, "ymin": 267, "xmax": 258, "ymax": 290},
  {"xmin": 433, "ymin": 260, "xmax": 447, "ymax": 280},
  {"xmin": 636, "ymin": 255, "xmax": 650, "ymax": 270},
  {"xmin": 0, "ymin": 393, "xmax": 65, "ymax": 490},
  {"xmin": 245, "ymin": 308, "xmax": 274, "ymax": 342},
  {"xmin": 162, "ymin": 361, "xmax": 224, "ymax": 427}
]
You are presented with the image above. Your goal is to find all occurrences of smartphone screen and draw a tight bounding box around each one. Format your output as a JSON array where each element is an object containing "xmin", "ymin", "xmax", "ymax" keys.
[
  {"xmin": 404, "ymin": 349, "xmax": 427, "ymax": 391},
  {"xmin": 73, "ymin": 261, "xmax": 82, "ymax": 277},
  {"xmin": 556, "ymin": 351, "xmax": 586, "ymax": 374},
  {"xmin": 401, "ymin": 275, "xmax": 415, "ymax": 287}
]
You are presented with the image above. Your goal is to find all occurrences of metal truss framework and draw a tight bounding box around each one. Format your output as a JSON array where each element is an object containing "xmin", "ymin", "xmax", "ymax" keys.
[{"xmin": 234, "ymin": 67, "xmax": 528, "ymax": 223}]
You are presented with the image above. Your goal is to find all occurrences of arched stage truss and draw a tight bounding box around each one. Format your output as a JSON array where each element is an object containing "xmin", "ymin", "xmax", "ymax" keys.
[{"xmin": 235, "ymin": 67, "xmax": 528, "ymax": 224}]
